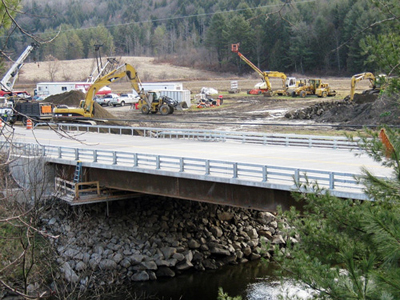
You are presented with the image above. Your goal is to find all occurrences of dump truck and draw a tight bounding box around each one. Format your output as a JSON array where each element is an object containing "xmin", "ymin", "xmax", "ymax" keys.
[{"xmin": 4, "ymin": 100, "xmax": 53, "ymax": 125}]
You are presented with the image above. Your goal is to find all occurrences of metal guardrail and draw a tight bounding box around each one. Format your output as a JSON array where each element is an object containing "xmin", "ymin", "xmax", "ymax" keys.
[
  {"xmin": 47, "ymin": 123, "xmax": 362, "ymax": 150},
  {"xmin": 3, "ymin": 141, "xmax": 369, "ymax": 200}
]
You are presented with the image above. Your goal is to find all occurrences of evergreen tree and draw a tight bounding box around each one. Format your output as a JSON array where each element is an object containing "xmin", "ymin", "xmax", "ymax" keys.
[
  {"xmin": 0, "ymin": 0, "xmax": 21, "ymax": 54},
  {"xmin": 274, "ymin": 125, "xmax": 400, "ymax": 299},
  {"xmin": 205, "ymin": 13, "xmax": 228, "ymax": 68}
]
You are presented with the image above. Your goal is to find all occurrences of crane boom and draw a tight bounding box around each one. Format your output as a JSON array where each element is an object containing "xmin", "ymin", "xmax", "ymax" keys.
[
  {"xmin": 231, "ymin": 44, "xmax": 264, "ymax": 77},
  {"xmin": 232, "ymin": 43, "xmax": 297, "ymax": 95},
  {"xmin": 0, "ymin": 43, "xmax": 38, "ymax": 92},
  {"xmin": 231, "ymin": 43, "xmax": 272, "ymax": 92}
]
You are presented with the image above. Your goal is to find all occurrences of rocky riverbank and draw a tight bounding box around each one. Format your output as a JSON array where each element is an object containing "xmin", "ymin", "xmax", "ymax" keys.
[{"xmin": 40, "ymin": 196, "xmax": 290, "ymax": 288}]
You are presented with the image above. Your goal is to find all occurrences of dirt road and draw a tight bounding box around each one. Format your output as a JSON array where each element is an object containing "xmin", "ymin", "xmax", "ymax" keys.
[{"xmin": 104, "ymin": 94, "xmax": 339, "ymax": 133}]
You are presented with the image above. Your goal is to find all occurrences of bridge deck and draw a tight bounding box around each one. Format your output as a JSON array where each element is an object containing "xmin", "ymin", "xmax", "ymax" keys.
[{"xmin": 2, "ymin": 126, "xmax": 392, "ymax": 206}]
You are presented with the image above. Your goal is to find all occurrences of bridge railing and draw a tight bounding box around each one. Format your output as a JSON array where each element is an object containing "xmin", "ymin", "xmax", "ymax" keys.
[
  {"xmin": 47, "ymin": 123, "xmax": 361, "ymax": 150},
  {"xmin": 3, "ymin": 141, "xmax": 369, "ymax": 200}
]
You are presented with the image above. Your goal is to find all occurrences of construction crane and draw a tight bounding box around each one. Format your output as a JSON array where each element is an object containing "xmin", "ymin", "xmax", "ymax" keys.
[
  {"xmin": 0, "ymin": 43, "xmax": 38, "ymax": 96},
  {"xmin": 231, "ymin": 43, "xmax": 296, "ymax": 96}
]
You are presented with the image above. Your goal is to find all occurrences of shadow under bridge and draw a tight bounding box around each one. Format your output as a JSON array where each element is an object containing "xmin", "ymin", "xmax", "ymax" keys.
[{"xmin": 52, "ymin": 162, "xmax": 296, "ymax": 212}]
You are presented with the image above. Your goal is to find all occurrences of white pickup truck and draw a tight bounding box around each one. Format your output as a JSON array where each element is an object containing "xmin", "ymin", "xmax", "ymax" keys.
[{"xmin": 109, "ymin": 93, "xmax": 139, "ymax": 107}]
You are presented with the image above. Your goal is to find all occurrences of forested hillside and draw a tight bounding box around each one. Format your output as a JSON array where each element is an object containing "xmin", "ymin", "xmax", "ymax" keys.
[{"xmin": 6, "ymin": 0, "xmax": 400, "ymax": 76}]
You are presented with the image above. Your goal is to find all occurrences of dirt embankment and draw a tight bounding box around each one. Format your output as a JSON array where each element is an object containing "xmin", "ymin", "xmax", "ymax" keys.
[
  {"xmin": 45, "ymin": 91, "xmax": 123, "ymax": 124},
  {"xmin": 286, "ymin": 93, "xmax": 400, "ymax": 127},
  {"xmin": 45, "ymin": 88, "xmax": 399, "ymax": 133}
]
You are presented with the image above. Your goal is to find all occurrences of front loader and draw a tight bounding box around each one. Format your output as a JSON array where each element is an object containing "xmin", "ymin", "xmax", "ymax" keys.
[{"xmin": 137, "ymin": 91, "xmax": 182, "ymax": 115}]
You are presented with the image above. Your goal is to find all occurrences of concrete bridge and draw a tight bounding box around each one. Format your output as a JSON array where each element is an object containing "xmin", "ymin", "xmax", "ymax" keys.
[{"xmin": 1, "ymin": 125, "xmax": 391, "ymax": 211}]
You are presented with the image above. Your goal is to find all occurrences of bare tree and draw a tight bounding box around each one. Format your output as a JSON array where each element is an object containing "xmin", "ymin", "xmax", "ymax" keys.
[
  {"xmin": 45, "ymin": 54, "xmax": 60, "ymax": 81},
  {"xmin": 0, "ymin": 127, "xmax": 58, "ymax": 298},
  {"xmin": 0, "ymin": 2, "xmax": 64, "ymax": 297},
  {"xmin": 0, "ymin": 0, "xmax": 59, "ymax": 71}
]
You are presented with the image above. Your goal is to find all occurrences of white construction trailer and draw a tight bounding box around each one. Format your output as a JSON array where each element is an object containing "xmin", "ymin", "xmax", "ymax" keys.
[
  {"xmin": 141, "ymin": 82, "xmax": 183, "ymax": 91},
  {"xmin": 35, "ymin": 82, "xmax": 111, "ymax": 99}
]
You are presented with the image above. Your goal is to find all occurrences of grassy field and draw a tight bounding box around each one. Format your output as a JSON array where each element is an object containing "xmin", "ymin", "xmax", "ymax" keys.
[{"xmin": 14, "ymin": 56, "xmax": 372, "ymax": 99}]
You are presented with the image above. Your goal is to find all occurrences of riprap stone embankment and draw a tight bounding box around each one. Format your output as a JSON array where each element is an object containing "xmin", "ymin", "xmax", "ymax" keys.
[{"xmin": 41, "ymin": 196, "xmax": 290, "ymax": 287}]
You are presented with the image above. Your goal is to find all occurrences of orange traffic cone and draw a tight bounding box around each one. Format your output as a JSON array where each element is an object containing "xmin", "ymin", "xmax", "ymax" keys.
[{"xmin": 26, "ymin": 119, "xmax": 33, "ymax": 130}]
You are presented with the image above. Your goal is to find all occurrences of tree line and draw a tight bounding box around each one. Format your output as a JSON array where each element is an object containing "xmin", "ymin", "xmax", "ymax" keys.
[{"xmin": 2, "ymin": 0, "xmax": 398, "ymax": 77}]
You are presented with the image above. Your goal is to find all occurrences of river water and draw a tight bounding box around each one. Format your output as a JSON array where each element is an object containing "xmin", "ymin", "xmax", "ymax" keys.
[{"xmin": 122, "ymin": 260, "xmax": 311, "ymax": 300}]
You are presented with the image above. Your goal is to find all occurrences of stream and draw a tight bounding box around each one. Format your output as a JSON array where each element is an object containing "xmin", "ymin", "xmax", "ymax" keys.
[{"xmin": 120, "ymin": 260, "xmax": 312, "ymax": 300}]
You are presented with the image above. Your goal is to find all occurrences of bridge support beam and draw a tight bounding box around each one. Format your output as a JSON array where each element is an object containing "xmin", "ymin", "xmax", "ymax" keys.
[
  {"xmin": 51, "ymin": 164, "xmax": 298, "ymax": 211},
  {"xmin": 83, "ymin": 168, "xmax": 297, "ymax": 212}
]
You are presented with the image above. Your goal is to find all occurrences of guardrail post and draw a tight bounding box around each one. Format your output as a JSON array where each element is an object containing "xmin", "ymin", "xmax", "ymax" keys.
[
  {"xmin": 308, "ymin": 138, "xmax": 312, "ymax": 148},
  {"xmin": 156, "ymin": 155, "xmax": 161, "ymax": 169},
  {"xmin": 74, "ymin": 149, "xmax": 79, "ymax": 160},
  {"xmin": 42, "ymin": 146, "xmax": 46, "ymax": 157},
  {"xmin": 294, "ymin": 169, "xmax": 300, "ymax": 184},
  {"xmin": 133, "ymin": 153, "xmax": 138, "ymax": 167},
  {"xmin": 329, "ymin": 172, "xmax": 335, "ymax": 189},
  {"xmin": 286, "ymin": 137, "xmax": 289, "ymax": 147},
  {"xmin": 205, "ymin": 160, "xmax": 210, "ymax": 175},
  {"xmin": 112, "ymin": 151, "xmax": 117, "ymax": 164},
  {"xmin": 262, "ymin": 166, "xmax": 268, "ymax": 182},
  {"xmin": 93, "ymin": 150, "xmax": 98, "ymax": 163},
  {"xmin": 179, "ymin": 158, "xmax": 184, "ymax": 172},
  {"xmin": 233, "ymin": 163, "xmax": 238, "ymax": 178},
  {"xmin": 58, "ymin": 147, "xmax": 62, "ymax": 158}
]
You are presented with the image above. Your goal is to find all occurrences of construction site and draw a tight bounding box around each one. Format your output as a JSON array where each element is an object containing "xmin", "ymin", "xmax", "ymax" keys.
[{"xmin": 1, "ymin": 43, "xmax": 396, "ymax": 133}]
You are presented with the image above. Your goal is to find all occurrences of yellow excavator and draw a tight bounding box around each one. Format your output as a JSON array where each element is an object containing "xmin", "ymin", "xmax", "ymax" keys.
[
  {"xmin": 53, "ymin": 63, "xmax": 183, "ymax": 122},
  {"xmin": 53, "ymin": 63, "xmax": 145, "ymax": 123},
  {"xmin": 231, "ymin": 43, "xmax": 296, "ymax": 96},
  {"xmin": 345, "ymin": 72, "xmax": 383, "ymax": 101}
]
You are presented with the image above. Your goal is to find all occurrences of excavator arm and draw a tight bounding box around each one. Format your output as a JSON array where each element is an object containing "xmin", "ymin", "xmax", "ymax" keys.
[
  {"xmin": 82, "ymin": 63, "xmax": 145, "ymax": 115},
  {"xmin": 264, "ymin": 71, "xmax": 288, "ymax": 90},
  {"xmin": 348, "ymin": 72, "xmax": 376, "ymax": 101},
  {"xmin": 54, "ymin": 63, "xmax": 147, "ymax": 121}
]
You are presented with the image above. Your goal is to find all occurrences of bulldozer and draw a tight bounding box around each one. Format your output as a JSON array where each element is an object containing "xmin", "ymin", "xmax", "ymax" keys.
[{"xmin": 291, "ymin": 78, "xmax": 336, "ymax": 98}]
